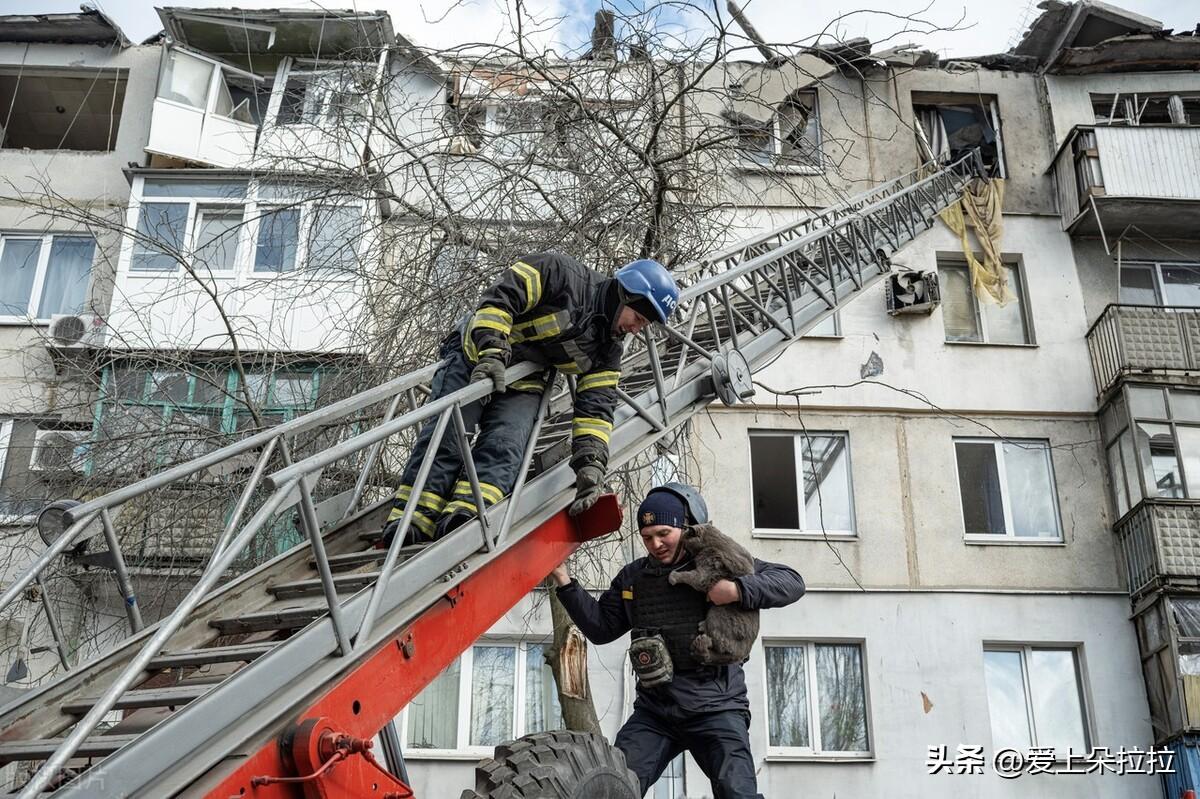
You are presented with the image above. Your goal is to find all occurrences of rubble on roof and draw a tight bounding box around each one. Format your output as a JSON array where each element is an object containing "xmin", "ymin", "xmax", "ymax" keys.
[
  {"xmin": 802, "ymin": 37, "xmax": 876, "ymax": 73},
  {"xmin": 1011, "ymin": 0, "xmax": 1168, "ymax": 71},
  {"xmin": 155, "ymin": 7, "xmax": 394, "ymax": 57},
  {"xmin": 0, "ymin": 6, "xmax": 130, "ymax": 47},
  {"xmin": 870, "ymin": 45, "xmax": 939, "ymax": 69}
]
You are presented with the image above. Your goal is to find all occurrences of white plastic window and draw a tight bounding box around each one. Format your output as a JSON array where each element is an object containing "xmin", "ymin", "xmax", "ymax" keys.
[
  {"xmin": 954, "ymin": 438, "xmax": 1062, "ymax": 541},
  {"xmin": 764, "ymin": 641, "xmax": 871, "ymax": 756}
]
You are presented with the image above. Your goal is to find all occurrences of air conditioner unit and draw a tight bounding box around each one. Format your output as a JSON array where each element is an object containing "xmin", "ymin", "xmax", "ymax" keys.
[
  {"xmin": 29, "ymin": 429, "xmax": 88, "ymax": 474},
  {"xmin": 47, "ymin": 313, "xmax": 106, "ymax": 348},
  {"xmin": 885, "ymin": 270, "xmax": 941, "ymax": 316}
]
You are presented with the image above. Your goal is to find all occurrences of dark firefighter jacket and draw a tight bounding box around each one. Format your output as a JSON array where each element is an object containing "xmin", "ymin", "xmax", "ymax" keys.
[
  {"xmin": 556, "ymin": 552, "xmax": 805, "ymax": 713},
  {"xmin": 462, "ymin": 251, "xmax": 622, "ymax": 470}
]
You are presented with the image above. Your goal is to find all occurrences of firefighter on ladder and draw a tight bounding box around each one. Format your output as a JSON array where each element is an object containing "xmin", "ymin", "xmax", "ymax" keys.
[{"xmin": 380, "ymin": 252, "xmax": 680, "ymax": 547}]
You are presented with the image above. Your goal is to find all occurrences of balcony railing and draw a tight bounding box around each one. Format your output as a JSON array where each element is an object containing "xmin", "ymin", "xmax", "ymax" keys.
[
  {"xmin": 1086, "ymin": 304, "xmax": 1200, "ymax": 396},
  {"xmin": 1115, "ymin": 499, "xmax": 1200, "ymax": 599},
  {"xmin": 1050, "ymin": 125, "xmax": 1200, "ymax": 237}
]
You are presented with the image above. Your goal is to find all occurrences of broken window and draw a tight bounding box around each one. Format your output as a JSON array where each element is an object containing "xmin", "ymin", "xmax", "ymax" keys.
[
  {"xmin": 765, "ymin": 642, "xmax": 870, "ymax": 754},
  {"xmin": 939, "ymin": 259, "xmax": 1030, "ymax": 344},
  {"xmin": 0, "ymin": 233, "xmax": 95, "ymax": 320},
  {"xmin": 913, "ymin": 94, "xmax": 1004, "ymax": 177},
  {"xmin": 0, "ymin": 69, "xmax": 126, "ymax": 151},
  {"xmin": 983, "ymin": 646, "xmax": 1089, "ymax": 753},
  {"xmin": 277, "ymin": 62, "xmax": 370, "ymax": 127},
  {"xmin": 724, "ymin": 90, "xmax": 821, "ymax": 171},
  {"xmin": 954, "ymin": 438, "xmax": 1062, "ymax": 540},
  {"xmin": 1092, "ymin": 93, "xmax": 1200, "ymax": 126},
  {"xmin": 1105, "ymin": 385, "xmax": 1200, "ymax": 510},
  {"xmin": 749, "ymin": 431, "xmax": 854, "ymax": 534},
  {"xmin": 402, "ymin": 642, "xmax": 561, "ymax": 752},
  {"xmin": 1120, "ymin": 262, "xmax": 1200, "ymax": 307}
]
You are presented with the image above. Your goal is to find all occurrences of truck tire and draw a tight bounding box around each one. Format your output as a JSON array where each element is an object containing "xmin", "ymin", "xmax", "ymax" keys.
[{"xmin": 460, "ymin": 730, "xmax": 640, "ymax": 799}]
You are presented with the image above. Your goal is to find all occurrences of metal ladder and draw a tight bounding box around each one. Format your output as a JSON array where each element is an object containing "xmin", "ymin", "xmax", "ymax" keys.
[{"xmin": 0, "ymin": 153, "xmax": 977, "ymax": 797}]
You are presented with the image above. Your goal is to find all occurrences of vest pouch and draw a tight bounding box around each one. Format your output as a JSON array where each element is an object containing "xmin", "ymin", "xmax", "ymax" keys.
[{"xmin": 629, "ymin": 633, "xmax": 673, "ymax": 688}]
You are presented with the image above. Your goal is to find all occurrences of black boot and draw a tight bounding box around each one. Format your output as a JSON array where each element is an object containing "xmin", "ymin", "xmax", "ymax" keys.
[{"xmin": 434, "ymin": 510, "xmax": 476, "ymax": 539}]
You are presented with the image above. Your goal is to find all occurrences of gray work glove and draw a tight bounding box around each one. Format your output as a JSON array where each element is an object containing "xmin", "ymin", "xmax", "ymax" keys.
[
  {"xmin": 569, "ymin": 464, "xmax": 606, "ymax": 516},
  {"xmin": 470, "ymin": 357, "xmax": 506, "ymax": 403}
]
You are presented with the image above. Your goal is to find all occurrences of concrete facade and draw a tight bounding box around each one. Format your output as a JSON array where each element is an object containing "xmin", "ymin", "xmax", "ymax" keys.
[{"xmin": 1, "ymin": 2, "xmax": 1197, "ymax": 798}]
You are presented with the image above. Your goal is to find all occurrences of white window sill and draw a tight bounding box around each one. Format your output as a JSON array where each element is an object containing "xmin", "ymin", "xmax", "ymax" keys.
[
  {"xmin": 753, "ymin": 529, "xmax": 857, "ymax": 541},
  {"xmin": 0, "ymin": 318, "xmax": 48, "ymax": 327},
  {"xmin": 963, "ymin": 535, "xmax": 1065, "ymax": 546},
  {"xmin": 734, "ymin": 163, "xmax": 824, "ymax": 176},
  {"xmin": 802, "ymin": 333, "xmax": 844, "ymax": 340},
  {"xmin": 765, "ymin": 753, "xmax": 875, "ymax": 763},
  {"xmin": 944, "ymin": 340, "xmax": 1037, "ymax": 349},
  {"xmin": 402, "ymin": 750, "xmax": 490, "ymax": 761}
]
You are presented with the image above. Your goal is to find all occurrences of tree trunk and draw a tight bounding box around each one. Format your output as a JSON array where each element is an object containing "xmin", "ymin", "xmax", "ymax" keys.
[{"xmin": 544, "ymin": 581, "xmax": 602, "ymax": 734}]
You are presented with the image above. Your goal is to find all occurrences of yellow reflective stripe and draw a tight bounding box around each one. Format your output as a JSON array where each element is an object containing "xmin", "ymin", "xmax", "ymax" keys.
[
  {"xmin": 386, "ymin": 506, "xmax": 438, "ymax": 538},
  {"xmin": 469, "ymin": 306, "xmax": 513, "ymax": 336},
  {"xmin": 463, "ymin": 330, "xmax": 479, "ymax": 363},
  {"xmin": 394, "ymin": 486, "xmax": 447, "ymax": 512},
  {"xmin": 572, "ymin": 417, "xmax": 613, "ymax": 443},
  {"xmin": 577, "ymin": 371, "xmax": 620, "ymax": 392},
  {"xmin": 477, "ymin": 347, "xmax": 506, "ymax": 359},
  {"xmin": 443, "ymin": 499, "xmax": 482, "ymax": 516},
  {"xmin": 511, "ymin": 261, "xmax": 542, "ymax": 312},
  {"xmin": 621, "ymin": 589, "xmax": 634, "ymax": 600},
  {"xmin": 510, "ymin": 312, "xmax": 562, "ymax": 344},
  {"xmin": 555, "ymin": 361, "xmax": 582, "ymax": 374},
  {"xmin": 510, "ymin": 379, "xmax": 546, "ymax": 392},
  {"xmin": 453, "ymin": 480, "xmax": 503, "ymax": 504}
]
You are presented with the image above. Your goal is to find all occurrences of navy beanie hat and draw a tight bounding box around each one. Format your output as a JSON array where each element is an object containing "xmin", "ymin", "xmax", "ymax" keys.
[{"xmin": 636, "ymin": 489, "xmax": 688, "ymax": 530}]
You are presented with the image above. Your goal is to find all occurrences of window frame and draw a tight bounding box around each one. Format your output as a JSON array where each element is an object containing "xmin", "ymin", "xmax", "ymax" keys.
[
  {"xmin": 1102, "ymin": 384, "xmax": 1200, "ymax": 516},
  {"xmin": 952, "ymin": 437, "xmax": 1064, "ymax": 544},
  {"xmin": 398, "ymin": 640, "xmax": 561, "ymax": 758},
  {"xmin": 1118, "ymin": 260, "xmax": 1200, "ymax": 308},
  {"xmin": 1091, "ymin": 92, "xmax": 1200, "ymax": 126},
  {"xmin": 748, "ymin": 429, "xmax": 857, "ymax": 539},
  {"xmin": 981, "ymin": 643, "xmax": 1093, "ymax": 754},
  {"xmin": 89, "ymin": 364, "xmax": 324, "ymax": 475},
  {"xmin": 727, "ymin": 90, "xmax": 824, "ymax": 175},
  {"xmin": 121, "ymin": 176, "xmax": 368, "ymax": 280},
  {"xmin": 761, "ymin": 638, "xmax": 874, "ymax": 761},
  {"xmin": 937, "ymin": 256, "xmax": 1035, "ymax": 346},
  {"xmin": 0, "ymin": 232, "xmax": 96, "ymax": 324}
]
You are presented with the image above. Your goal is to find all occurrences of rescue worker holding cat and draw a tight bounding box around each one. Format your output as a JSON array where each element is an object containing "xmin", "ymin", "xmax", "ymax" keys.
[{"xmin": 549, "ymin": 484, "xmax": 805, "ymax": 799}]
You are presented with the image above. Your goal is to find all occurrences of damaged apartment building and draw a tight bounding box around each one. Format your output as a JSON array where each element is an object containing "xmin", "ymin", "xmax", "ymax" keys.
[{"xmin": 0, "ymin": 1, "xmax": 1199, "ymax": 797}]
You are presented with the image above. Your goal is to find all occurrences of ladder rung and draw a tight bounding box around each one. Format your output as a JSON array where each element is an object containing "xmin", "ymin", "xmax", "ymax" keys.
[
  {"xmin": 320, "ymin": 549, "xmax": 385, "ymax": 571},
  {"xmin": 148, "ymin": 641, "xmax": 278, "ymax": 670},
  {"xmin": 0, "ymin": 734, "xmax": 138, "ymax": 764},
  {"xmin": 62, "ymin": 684, "xmax": 209, "ymax": 716},
  {"xmin": 209, "ymin": 606, "xmax": 326, "ymax": 635},
  {"xmin": 269, "ymin": 572, "xmax": 381, "ymax": 600}
]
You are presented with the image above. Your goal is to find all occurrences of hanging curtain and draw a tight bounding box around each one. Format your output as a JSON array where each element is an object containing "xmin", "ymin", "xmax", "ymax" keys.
[
  {"xmin": 915, "ymin": 108, "xmax": 949, "ymax": 164},
  {"xmin": 939, "ymin": 177, "xmax": 1013, "ymax": 306}
]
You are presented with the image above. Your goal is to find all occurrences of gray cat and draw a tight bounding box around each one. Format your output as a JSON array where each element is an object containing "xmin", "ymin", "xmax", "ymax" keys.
[{"xmin": 668, "ymin": 523, "xmax": 760, "ymax": 665}]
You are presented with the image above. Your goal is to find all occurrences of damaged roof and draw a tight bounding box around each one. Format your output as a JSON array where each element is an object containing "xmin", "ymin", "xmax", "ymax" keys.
[
  {"xmin": 155, "ymin": 7, "xmax": 394, "ymax": 57},
  {"xmin": 0, "ymin": 6, "xmax": 130, "ymax": 47},
  {"xmin": 1009, "ymin": 0, "xmax": 1200, "ymax": 72}
]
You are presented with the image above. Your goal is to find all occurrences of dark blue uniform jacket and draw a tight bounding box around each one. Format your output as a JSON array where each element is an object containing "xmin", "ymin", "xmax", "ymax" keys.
[{"xmin": 556, "ymin": 554, "xmax": 805, "ymax": 713}]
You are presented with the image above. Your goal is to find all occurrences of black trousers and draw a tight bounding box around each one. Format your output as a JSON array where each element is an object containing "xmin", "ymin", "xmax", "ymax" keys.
[
  {"xmin": 388, "ymin": 336, "xmax": 543, "ymax": 539},
  {"xmin": 614, "ymin": 704, "xmax": 764, "ymax": 799}
]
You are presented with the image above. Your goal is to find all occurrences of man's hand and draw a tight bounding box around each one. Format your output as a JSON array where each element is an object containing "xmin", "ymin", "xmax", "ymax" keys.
[
  {"xmin": 568, "ymin": 464, "xmax": 605, "ymax": 516},
  {"xmin": 707, "ymin": 579, "xmax": 741, "ymax": 606},
  {"xmin": 549, "ymin": 564, "xmax": 571, "ymax": 587},
  {"xmin": 469, "ymin": 357, "xmax": 506, "ymax": 401}
]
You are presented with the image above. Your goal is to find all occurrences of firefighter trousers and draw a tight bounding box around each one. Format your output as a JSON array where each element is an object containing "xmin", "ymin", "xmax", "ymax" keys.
[{"xmin": 387, "ymin": 336, "xmax": 543, "ymax": 541}]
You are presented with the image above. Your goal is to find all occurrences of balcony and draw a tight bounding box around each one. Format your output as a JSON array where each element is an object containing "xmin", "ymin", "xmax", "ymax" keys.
[
  {"xmin": 1115, "ymin": 500, "xmax": 1200, "ymax": 599},
  {"xmin": 1050, "ymin": 125, "xmax": 1200, "ymax": 238},
  {"xmin": 1087, "ymin": 304, "xmax": 1200, "ymax": 397}
]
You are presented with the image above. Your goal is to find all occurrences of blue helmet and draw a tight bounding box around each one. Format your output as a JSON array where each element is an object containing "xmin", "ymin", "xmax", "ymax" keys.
[{"xmin": 615, "ymin": 259, "xmax": 679, "ymax": 324}]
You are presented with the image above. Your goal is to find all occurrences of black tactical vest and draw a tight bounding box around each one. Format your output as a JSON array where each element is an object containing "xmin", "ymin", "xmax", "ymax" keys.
[{"xmin": 631, "ymin": 562, "xmax": 709, "ymax": 673}]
